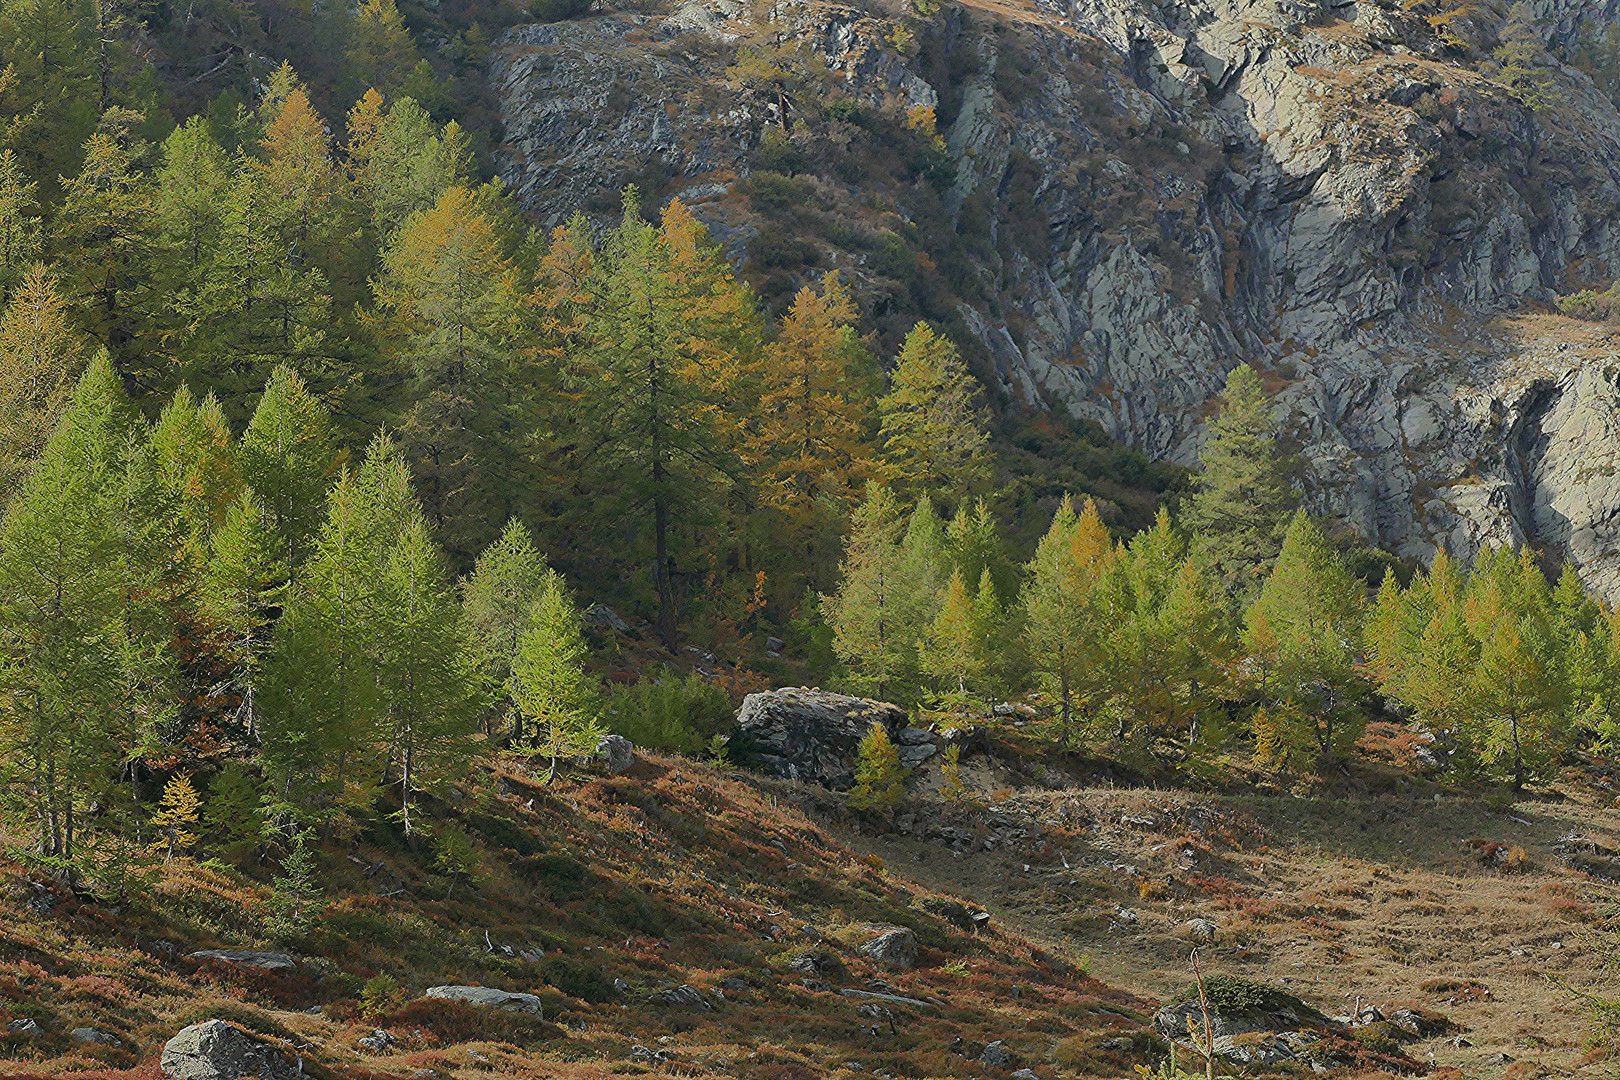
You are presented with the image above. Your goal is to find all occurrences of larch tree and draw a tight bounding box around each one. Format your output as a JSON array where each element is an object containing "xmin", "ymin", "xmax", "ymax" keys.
[
  {"xmin": 567, "ymin": 192, "xmax": 757, "ymax": 648},
  {"xmin": 51, "ymin": 125, "xmax": 158, "ymax": 384},
  {"xmin": 0, "ymin": 262, "xmax": 86, "ymax": 499},
  {"xmin": 376, "ymin": 184, "xmax": 519, "ymax": 562},
  {"xmin": 199, "ymin": 491, "xmax": 284, "ymax": 743},
  {"xmin": 877, "ymin": 322, "xmax": 992, "ymax": 510},
  {"xmin": 1181, "ymin": 365, "xmax": 1298, "ymax": 602},
  {"xmin": 0, "ymin": 149, "xmax": 40, "ymax": 299},
  {"xmin": 1243, "ymin": 511, "xmax": 1367, "ymax": 762},
  {"xmin": 945, "ymin": 498, "xmax": 1016, "ymax": 603},
  {"xmin": 239, "ymin": 365, "xmax": 344, "ymax": 572},
  {"xmin": 153, "ymin": 118, "xmax": 232, "ymax": 273},
  {"xmin": 356, "ymin": 97, "xmax": 472, "ymax": 238},
  {"xmin": 920, "ymin": 569, "xmax": 978, "ymax": 718},
  {"xmin": 823, "ymin": 482, "xmax": 908, "ymax": 699},
  {"xmin": 461, "ymin": 518, "xmax": 554, "ymax": 743},
  {"xmin": 373, "ymin": 513, "xmax": 479, "ymax": 834},
  {"xmin": 512, "ymin": 572, "xmax": 600, "ymax": 782},
  {"xmin": 752, "ymin": 271, "xmax": 878, "ymax": 583},
  {"xmin": 259, "ymin": 448, "xmax": 394, "ymax": 825},
  {"xmin": 347, "ymin": 0, "xmax": 419, "ymax": 98},
  {"xmin": 1021, "ymin": 496, "xmax": 1117, "ymax": 743},
  {"xmin": 0, "ymin": 356, "xmax": 140, "ymax": 867}
]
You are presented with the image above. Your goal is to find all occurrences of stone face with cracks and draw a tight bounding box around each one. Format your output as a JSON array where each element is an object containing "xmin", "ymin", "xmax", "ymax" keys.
[
  {"xmin": 160, "ymin": 1020, "xmax": 301, "ymax": 1080},
  {"xmin": 735, "ymin": 687, "xmax": 907, "ymax": 789},
  {"xmin": 492, "ymin": 0, "xmax": 1620, "ymax": 599}
]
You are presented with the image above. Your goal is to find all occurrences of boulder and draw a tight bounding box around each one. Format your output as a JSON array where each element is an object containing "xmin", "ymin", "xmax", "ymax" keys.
[
  {"xmin": 593, "ymin": 734, "xmax": 636, "ymax": 774},
  {"xmin": 898, "ymin": 743, "xmax": 938, "ymax": 768},
  {"xmin": 979, "ymin": 1041, "xmax": 1014, "ymax": 1069},
  {"xmin": 735, "ymin": 687, "xmax": 907, "ymax": 789},
  {"xmin": 188, "ymin": 949, "xmax": 298, "ymax": 971},
  {"xmin": 358, "ymin": 1029, "xmax": 396, "ymax": 1050},
  {"xmin": 71, "ymin": 1027, "xmax": 118, "ymax": 1045},
  {"xmin": 1154, "ymin": 978, "xmax": 1332, "ymax": 1067},
  {"xmin": 160, "ymin": 1020, "xmax": 302, "ymax": 1080},
  {"xmin": 647, "ymin": 984, "xmax": 712, "ymax": 1010},
  {"xmin": 922, "ymin": 897, "xmax": 975, "ymax": 930},
  {"xmin": 583, "ymin": 602, "xmax": 632, "ymax": 634},
  {"xmin": 896, "ymin": 727, "xmax": 934, "ymax": 746},
  {"xmin": 422, "ymin": 985, "xmax": 544, "ymax": 1016},
  {"xmin": 858, "ymin": 927, "xmax": 918, "ymax": 968},
  {"xmin": 1183, "ymin": 918, "xmax": 1218, "ymax": 942},
  {"xmin": 7, "ymin": 1018, "xmax": 41, "ymax": 1038}
]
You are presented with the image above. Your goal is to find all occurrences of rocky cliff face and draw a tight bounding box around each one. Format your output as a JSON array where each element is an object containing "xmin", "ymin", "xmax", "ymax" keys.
[{"xmin": 491, "ymin": 0, "xmax": 1620, "ymax": 595}]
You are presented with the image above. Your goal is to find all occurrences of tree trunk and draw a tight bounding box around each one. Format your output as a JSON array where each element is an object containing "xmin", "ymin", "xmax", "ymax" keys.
[
  {"xmin": 653, "ymin": 489, "xmax": 676, "ymax": 649},
  {"xmin": 1511, "ymin": 712, "xmax": 1525, "ymax": 792}
]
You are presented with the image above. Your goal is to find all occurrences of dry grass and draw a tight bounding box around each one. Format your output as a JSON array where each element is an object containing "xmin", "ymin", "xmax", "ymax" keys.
[
  {"xmin": 843, "ymin": 780, "xmax": 1620, "ymax": 1076},
  {"xmin": 0, "ymin": 752, "xmax": 1160, "ymax": 1080}
]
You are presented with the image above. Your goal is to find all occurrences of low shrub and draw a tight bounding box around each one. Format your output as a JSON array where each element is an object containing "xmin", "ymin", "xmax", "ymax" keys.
[
  {"xmin": 384, "ymin": 998, "xmax": 558, "ymax": 1046},
  {"xmin": 603, "ymin": 669, "xmax": 733, "ymax": 754}
]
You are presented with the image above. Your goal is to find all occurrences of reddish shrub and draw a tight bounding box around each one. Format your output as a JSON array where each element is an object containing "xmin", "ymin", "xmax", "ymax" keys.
[{"xmin": 384, "ymin": 998, "xmax": 560, "ymax": 1047}]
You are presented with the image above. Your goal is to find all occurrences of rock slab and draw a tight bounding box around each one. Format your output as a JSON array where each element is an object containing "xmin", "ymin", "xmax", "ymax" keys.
[
  {"xmin": 736, "ymin": 687, "xmax": 907, "ymax": 789},
  {"xmin": 188, "ymin": 949, "xmax": 297, "ymax": 971},
  {"xmin": 160, "ymin": 1020, "xmax": 301, "ymax": 1080},
  {"xmin": 423, "ymin": 985, "xmax": 544, "ymax": 1017}
]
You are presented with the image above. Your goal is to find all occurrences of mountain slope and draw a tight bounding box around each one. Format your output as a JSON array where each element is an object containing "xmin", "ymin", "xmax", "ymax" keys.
[{"xmin": 490, "ymin": 0, "xmax": 1620, "ymax": 594}]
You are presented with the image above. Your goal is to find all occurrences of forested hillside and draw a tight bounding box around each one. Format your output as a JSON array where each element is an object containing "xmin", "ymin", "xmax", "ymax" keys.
[{"xmin": 8, "ymin": 0, "xmax": 1620, "ymax": 1074}]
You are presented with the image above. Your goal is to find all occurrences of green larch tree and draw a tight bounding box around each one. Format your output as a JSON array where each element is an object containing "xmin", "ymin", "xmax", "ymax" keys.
[
  {"xmin": 823, "ymin": 481, "xmax": 908, "ymax": 699},
  {"xmin": 566, "ymin": 193, "xmax": 759, "ymax": 647},
  {"xmin": 1182, "ymin": 365, "xmax": 1298, "ymax": 602},
  {"xmin": 0, "ymin": 263, "xmax": 86, "ymax": 500},
  {"xmin": 1020, "ymin": 496, "xmax": 1117, "ymax": 743},
  {"xmin": 461, "ymin": 518, "xmax": 554, "ymax": 743},
  {"xmin": 239, "ymin": 365, "xmax": 344, "ymax": 572},
  {"xmin": 512, "ymin": 571, "xmax": 600, "ymax": 782},
  {"xmin": 0, "ymin": 356, "xmax": 139, "ymax": 867},
  {"xmin": 877, "ymin": 322, "xmax": 992, "ymax": 510},
  {"xmin": 1243, "ymin": 511, "xmax": 1368, "ymax": 762}
]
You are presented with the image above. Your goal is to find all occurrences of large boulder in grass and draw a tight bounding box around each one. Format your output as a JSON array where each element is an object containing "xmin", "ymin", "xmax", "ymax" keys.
[
  {"xmin": 1154, "ymin": 976, "xmax": 1334, "ymax": 1067},
  {"xmin": 160, "ymin": 1020, "xmax": 301, "ymax": 1080},
  {"xmin": 422, "ymin": 985, "xmax": 544, "ymax": 1017},
  {"xmin": 859, "ymin": 927, "xmax": 919, "ymax": 968},
  {"xmin": 735, "ymin": 688, "xmax": 907, "ymax": 790}
]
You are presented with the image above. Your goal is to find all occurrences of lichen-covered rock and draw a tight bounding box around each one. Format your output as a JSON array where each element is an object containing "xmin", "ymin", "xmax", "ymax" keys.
[
  {"xmin": 735, "ymin": 687, "xmax": 906, "ymax": 788},
  {"xmin": 422, "ymin": 985, "xmax": 545, "ymax": 1016},
  {"xmin": 160, "ymin": 1020, "xmax": 301, "ymax": 1080}
]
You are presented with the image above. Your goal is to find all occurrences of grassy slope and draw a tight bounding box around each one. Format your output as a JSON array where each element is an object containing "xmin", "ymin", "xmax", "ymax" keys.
[
  {"xmin": 0, "ymin": 754, "xmax": 1153, "ymax": 1080},
  {"xmin": 3, "ymin": 734, "xmax": 1617, "ymax": 1080}
]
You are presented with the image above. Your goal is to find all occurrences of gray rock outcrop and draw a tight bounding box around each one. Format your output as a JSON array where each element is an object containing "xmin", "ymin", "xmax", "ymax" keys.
[
  {"xmin": 735, "ymin": 687, "xmax": 907, "ymax": 789},
  {"xmin": 492, "ymin": 0, "xmax": 1620, "ymax": 598},
  {"xmin": 160, "ymin": 1020, "xmax": 301, "ymax": 1080},
  {"xmin": 422, "ymin": 985, "xmax": 545, "ymax": 1016},
  {"xmin": 1155, "ymin": 982, "xmax": 1335, "ymax": 1067}
]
